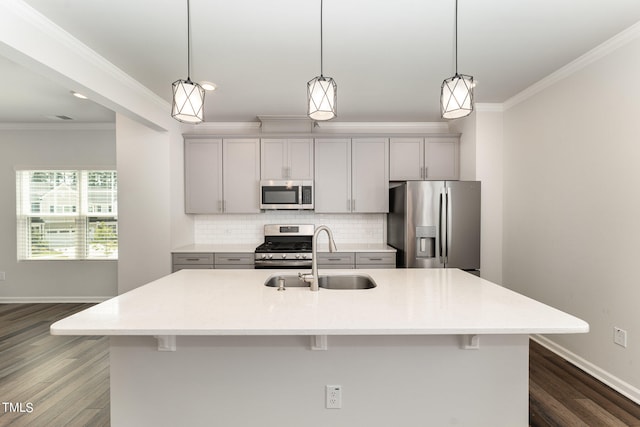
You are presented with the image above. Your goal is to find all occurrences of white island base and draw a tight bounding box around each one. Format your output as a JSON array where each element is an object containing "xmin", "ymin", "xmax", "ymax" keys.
[{"xmin": 111, "ymin": 334, "xmax": 528, "ymax": 426}]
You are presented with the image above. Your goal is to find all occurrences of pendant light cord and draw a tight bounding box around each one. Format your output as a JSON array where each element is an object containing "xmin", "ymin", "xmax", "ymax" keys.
[
  {"xmin": 320, "ymin": 0, "xmax": 324, "ymax": 77},
  {"xmin": 454, "ymin": 0, "xmax": 458, "ymax": 75},
  {"xmin": 187, "ymin": 0, "xmax": 192, "ymax": 81}
]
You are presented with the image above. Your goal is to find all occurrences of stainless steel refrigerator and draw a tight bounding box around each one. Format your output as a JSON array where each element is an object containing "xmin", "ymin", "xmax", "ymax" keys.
[{"xmin": 387, "ymin": 181, "xmax": 480, "ymax": 272}]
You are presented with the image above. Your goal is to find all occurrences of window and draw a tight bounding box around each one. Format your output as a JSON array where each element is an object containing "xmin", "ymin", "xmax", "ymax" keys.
[{"xmin": 16, "ymin": 170, "xmax": 118, "ymax": 260}]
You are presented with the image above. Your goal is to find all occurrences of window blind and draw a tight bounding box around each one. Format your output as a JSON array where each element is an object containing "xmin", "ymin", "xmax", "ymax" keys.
[{"xmin": 16, "ymin": 170, "xmax": 118, "ymax": 260}]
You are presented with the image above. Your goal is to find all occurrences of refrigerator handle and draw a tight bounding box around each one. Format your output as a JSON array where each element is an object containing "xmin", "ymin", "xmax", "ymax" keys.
[
  {"xmin": 439, "ymin": 189, "xmax": 446, "ymax": 264},
  {"xmin": 446, "ymin": 186, "xmax": 452, "ymax": 264}
]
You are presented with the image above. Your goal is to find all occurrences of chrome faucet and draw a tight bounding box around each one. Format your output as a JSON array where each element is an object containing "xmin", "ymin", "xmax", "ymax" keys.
[{"xmin": 299, "ymin": 225, "xmax": 337, "ymax": 291}]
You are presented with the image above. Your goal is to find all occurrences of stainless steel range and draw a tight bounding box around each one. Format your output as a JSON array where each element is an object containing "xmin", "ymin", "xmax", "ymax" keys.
[{"xmin": 254, "ymin": 224, "xmax": 313, "ymax": 269}]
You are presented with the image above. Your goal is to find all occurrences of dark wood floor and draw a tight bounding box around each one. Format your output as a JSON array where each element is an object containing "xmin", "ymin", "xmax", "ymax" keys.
[
  {"xmin": 1, "ymin": 304, "xmax": 640, "ymax": 426},
  {"xmin": 530, "ymin": 339, "xmax": 640, "ymax": 426},
  {"xmin": 0, "ymin": 303, "xmax": 109, "ymax": 427}
]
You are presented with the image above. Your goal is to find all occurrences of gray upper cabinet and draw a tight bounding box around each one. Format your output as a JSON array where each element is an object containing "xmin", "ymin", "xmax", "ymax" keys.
[
  {"xmin": 185, "ymin": 138, "xmax": 260, "ymax": 214},
  {"xmin": 185, "ymin": 139, "xmax": 223, "ymax": 214},
  {"xmin": 314, "ymin": 138, "xmax": 351, "ymax": 213},
  {"xmin": 315, "ymin": 138, "xmax": 389, "ymax": 213},
  {"xmin": 352, "ymin": 138, "xmax": 389, "ymax": 213},
  {"xmin": 390, "ymin": 136, "xmax": 459, "ymax": 181},
  {"xmin": 261, "ymin": 139, "xmax": 313, "ymax": 180}
]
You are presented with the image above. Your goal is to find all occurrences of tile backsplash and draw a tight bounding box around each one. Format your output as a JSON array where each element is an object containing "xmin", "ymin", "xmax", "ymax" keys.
[{"xmin": 194, "ymin": 211, "xmax": 386, "ymax": 246}]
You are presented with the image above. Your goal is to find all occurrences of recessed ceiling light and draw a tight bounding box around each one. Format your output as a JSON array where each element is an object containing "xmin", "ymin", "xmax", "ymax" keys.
[
  {"xmin": 71, "ymin": 91, "xmax": 88, "ymax": 99},
  {"xmin": 44, "ymin": 115, "xmax": 74, "ymax": 121},
  {"xmin": 199, "ymin": 81, "xmax": 217, "ymax": 91}
]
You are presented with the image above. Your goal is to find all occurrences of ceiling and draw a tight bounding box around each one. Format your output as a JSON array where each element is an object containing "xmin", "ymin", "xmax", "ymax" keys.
[{"xmin": 4, "ymin": 0, "xmax": 640, "ymax": 123}]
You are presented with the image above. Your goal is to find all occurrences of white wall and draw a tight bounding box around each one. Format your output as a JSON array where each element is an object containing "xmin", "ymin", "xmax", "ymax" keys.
[
  {"xmin": 451, "ymin": 113, "xmax": 477, "ymax": 181},
  {"xmin": 475, "ymin": 109, "xmax": 504, "ymax": 285},
  {"xmin": 502, "ymin": 35, "xmax": 640, "ymax": 399},
  {"xmin": 116, "ymin": 114, "xmax": 175, "ymax": 294},
  {"xmin": 0, "ymin": 126, "xmax": 117, "ymax": 301}
]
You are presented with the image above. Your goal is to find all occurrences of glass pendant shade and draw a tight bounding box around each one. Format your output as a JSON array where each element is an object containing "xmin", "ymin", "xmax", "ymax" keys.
[
  {"xmin": 441, "ymin": 73, "xmax": 474, "ymax": 119},
  {"xmin": 307, "ymin": 75, "xmax": 337, "ymax": 121},
  {"xmin": 172, "ymin": 78, "xmax": 205, "ymax": 123}
]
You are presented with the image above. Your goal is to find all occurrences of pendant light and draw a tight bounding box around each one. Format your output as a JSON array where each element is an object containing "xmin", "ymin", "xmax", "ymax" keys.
[
  {"xmin": 307, "ymin": 0, "xmax": 337, "ymax": 121},
  {"xmin": 172, "ymin": 0, "xmax": 205, "ymax": 124},
  {"xmin": 440, "ymin": 0, "xmax": 474, "ymax": 119}
]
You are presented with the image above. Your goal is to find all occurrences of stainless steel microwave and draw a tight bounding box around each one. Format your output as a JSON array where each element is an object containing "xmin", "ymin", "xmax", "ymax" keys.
[{"xmin": 260, "ymin": 180, "xmax": 314, "ymax": 210}]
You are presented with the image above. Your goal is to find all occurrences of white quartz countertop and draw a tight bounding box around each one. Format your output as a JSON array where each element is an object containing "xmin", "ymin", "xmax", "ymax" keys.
[
  {"xmin": 51, "ymin": 269, "xmax": 588, "ymax": 337},
  {"xmin": 172, "ymin": 243, "xmax": 396, "ymax": 253},
  {"xmin": 172, "ymin": 244, "xmax": 258, "ymax": 253}
]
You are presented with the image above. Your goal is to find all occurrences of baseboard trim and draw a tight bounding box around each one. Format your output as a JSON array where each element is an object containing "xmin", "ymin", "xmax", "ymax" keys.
[
  {"xmin": 532, "ymin": 334, "xmax": 640, "ymax": 405},
  {"xmin": 0, "ymin": 296, "xmax": 112, "ymax": 304}
]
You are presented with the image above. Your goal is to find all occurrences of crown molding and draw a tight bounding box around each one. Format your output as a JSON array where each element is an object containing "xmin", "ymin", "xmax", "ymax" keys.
[
  {"xmin": 0, "ymin": 122, "xmax": 116, "ymax": 131},
  {"xmin": 475, "ymin": 103, "xmax": 504, "ymax": 113},
  {"xmin": 183, "ymin": 122, "xmax": 262, "ymax": 135},
  {"xmin": 504, "ymin": 20, "xmax": 640, "ymax": 110},
  {"xmin": 313, "ymin": 122, "xmax": 450, "ymax": 134}
]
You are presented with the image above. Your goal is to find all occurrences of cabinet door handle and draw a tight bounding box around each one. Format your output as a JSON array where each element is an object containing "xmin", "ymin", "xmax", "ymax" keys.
[
  {"xmin": 185, "ymin": 258, "xmax": 200, "ymax": 261},
  {"xmin": 225, "ymin": 258, "xmax": 241, "ymax": 262},
  {"xmin": 424, "ymin": 166, "xmax": 428, "ymax": 179},
  {"xmin": 327, "ymin": 258, "xmax": 342, "ymax": 261},
  {"xmin": 223, "ymin": 200, "xmax": 227, "ymax": 212},
  {"xmin": 368, "ymin": 258, "xmax": 383, "ymax": 261},
  {"xmin": 347, "ymin": 199, "xmax": 351, "ymax": 211},
  {"xmin": 218, "ymin": 200, "xmax": 223, "ymax": 212},
  {"xmin": 352, "ymin": 199, "xmax": 356, "ymax": 211}
]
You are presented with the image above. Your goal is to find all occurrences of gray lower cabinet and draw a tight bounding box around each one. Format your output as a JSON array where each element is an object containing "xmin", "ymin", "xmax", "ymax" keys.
[
  {"xmin": 172, "ymin": 252, "xmax": 254, "ymax": 271},
  {"xmin": 317, "ymin": 252, "xmax": 396, "ymax": 269},
  {"xmin": 317, "ymin": 252, "xmax": 356, "ymax": 269},
  {"xmin": 172, "ymin": 253, "xmax": 215, "ymax": 272},
  {"xmin": 214, "ymin": 253, "xmax": 255, "ymax": 269},
  {"xmin": 355, "ymin": 252, "xmax": 396, "ymax": 269}
]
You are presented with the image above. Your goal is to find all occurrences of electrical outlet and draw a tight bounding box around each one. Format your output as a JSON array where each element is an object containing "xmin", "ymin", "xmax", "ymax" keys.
[
  {"xmin": 325, "ymin": 385, "xmax": 342, "ymax": 409},
  {"xmin": 614, "ymin": 327, "xmax": 627, "ymax": 348}
]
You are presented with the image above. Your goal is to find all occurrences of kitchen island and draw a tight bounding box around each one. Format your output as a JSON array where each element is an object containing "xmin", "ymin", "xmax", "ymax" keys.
[{"xmin": 51, "ymin": 268, "xmax": 588, "ymax": 426}]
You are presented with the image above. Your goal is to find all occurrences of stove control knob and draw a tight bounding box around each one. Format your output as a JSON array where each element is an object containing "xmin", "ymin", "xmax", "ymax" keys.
[
  {"xmin": 261, "ymin": 254, "xmax": 267, "ymax": 259},
  {"xmin": 267, "ymin": 254, "xmax": 273, "ymax": 260},
  {"xmin": 301, "ymin": 254, "xmax": 307, "ymax": 259},
  {"xmin": 295, "ymin": 254, "xmax": 301, "ymax": 259},
  {"xmin": 281, "ymin": 254, "xmax": 287, "ymax": 259}
]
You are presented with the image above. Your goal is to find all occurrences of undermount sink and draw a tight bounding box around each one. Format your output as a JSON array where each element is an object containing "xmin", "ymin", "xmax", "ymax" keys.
[{"xmin": 264, "ymin": 274, "xmax": 377, "ymax": 290}]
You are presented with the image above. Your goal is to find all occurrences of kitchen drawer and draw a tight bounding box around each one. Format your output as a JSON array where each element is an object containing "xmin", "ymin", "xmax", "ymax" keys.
[
  {"xmin": 317, "ymin": 252, "xmax": 356, "ymax": 268},
  {"xmin": 172, "ymin": 264, "xmax": 215, "ymax": 273},
  {"xmin": 172, "ymin": 253, "xmax": 214, "ymax": 265},
  {"xmin": 214, "ymin": 253, "xmax": 254, "ymax": 266},
  {"xmin": 355, "ymin": 264, "xmax": 395, "ymax": 269},
  {"xmin": 355, "ymin": 252, "xmax": 396, "ymax": 267},
  {"xmin": 214, "ymin": 264, "xmax": 254, "ymax": 270}
]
